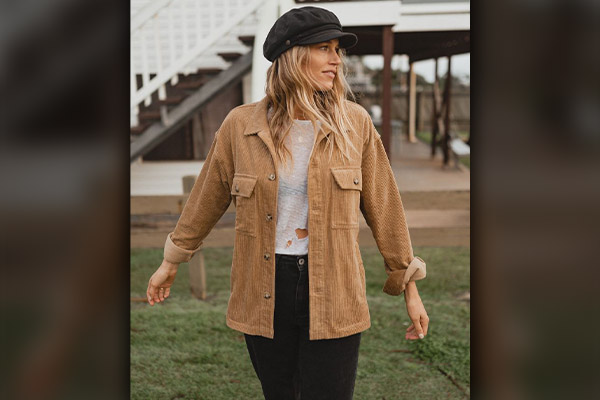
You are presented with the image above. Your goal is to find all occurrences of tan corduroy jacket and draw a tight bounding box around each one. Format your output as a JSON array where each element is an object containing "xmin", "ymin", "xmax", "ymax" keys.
[{"xmin": 164, "ymin": 96, "xmax": 426, "ymax": 340}]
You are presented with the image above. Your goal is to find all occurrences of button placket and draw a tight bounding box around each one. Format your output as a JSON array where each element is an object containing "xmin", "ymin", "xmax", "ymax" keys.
[{"xmin": 263, "ymin": 172, "xmax": 275, "ymax": 304}]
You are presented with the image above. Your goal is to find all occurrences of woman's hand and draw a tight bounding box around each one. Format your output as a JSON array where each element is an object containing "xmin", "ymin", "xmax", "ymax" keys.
[
  {"xmin": 146, "ymin": 259, "xmax": 179, "ymax": 305},
  {"xmin": 404, "ymin": 281, "xmax": 429, "ymax": 340}
]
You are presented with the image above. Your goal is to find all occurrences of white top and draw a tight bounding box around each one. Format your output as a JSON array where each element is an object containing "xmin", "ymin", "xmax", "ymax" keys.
[{"xmin": 275, "ymin": 120, "xmax": 320, "ymax": 255}]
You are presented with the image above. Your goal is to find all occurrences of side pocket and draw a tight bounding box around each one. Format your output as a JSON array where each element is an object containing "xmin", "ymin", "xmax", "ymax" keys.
[
  {"xmin": 330, "ymin": 167, "xmax": 362, "ymax": 229},
  {"xmin": 231, "ymin": 173, "xmax": 258, "ymax": 236}
]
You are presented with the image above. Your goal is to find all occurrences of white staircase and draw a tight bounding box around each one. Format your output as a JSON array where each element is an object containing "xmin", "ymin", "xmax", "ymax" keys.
[{"xmin": 130, "ymin": 0, "xmax": 265, "ymax": 130}]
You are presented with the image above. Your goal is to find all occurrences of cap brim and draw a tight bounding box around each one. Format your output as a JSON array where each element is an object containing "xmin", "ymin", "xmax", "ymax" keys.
[{"xmin": 297, "ymin": 29, "xmax": 358, "ymax": 49}]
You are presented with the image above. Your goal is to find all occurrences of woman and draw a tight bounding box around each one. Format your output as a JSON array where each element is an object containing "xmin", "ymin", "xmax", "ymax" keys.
[{"xmin": 147, "ymin": 6, "xmax": 429, "ymax": 400}]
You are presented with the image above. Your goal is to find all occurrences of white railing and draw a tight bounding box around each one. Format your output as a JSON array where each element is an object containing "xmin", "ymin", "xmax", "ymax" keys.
[{"xmin": 130, "ymin": 0, "xmax": 265, "ymax": 127}]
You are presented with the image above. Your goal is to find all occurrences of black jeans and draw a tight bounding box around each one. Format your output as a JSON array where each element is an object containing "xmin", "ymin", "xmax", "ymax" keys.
[{"xmin": 244, "ymin": 254, "xmax": 362, "ymax": 400}]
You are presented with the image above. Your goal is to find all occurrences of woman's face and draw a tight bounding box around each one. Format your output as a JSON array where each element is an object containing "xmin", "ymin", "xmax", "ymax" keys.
[{"xmin": 306, "ymin": 39, "xmax": 341, "ymax": 91}]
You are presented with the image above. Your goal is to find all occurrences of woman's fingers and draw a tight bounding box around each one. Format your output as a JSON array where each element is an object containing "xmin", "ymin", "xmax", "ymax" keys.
[
  {"xmin": 147, "ymin": 281, "xmax": 156, "ymax": 305},
  {"xmin": 146, "ymin": 264, "xmax": 177, "ymax": 306},
  {"xmin": 148, "ymin": 277, "xmax": 162, "ymax": 304},
  {"xmin": 411, "ymin": 316, "xmax": 425, "ymax": 339},
  {"xmin": 421, "ymin": 314, "xmax": 430, "ymax": 336},
  {"xmin": 407, "ymin": 315, "xmax": 429, "ymax": 339},
  {"xmin": 405, "ymin": 324, "xmax": 420, "ymax": 340}
]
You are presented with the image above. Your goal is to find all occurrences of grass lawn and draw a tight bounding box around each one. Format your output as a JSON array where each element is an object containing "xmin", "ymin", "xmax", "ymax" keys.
[
  {"xmin": 415, "ymin": 131, "xmax": 470, "ymax": 169},
  {"xmin": 131, "ymin": 246, "xmax": 470, "ymax": 399}
]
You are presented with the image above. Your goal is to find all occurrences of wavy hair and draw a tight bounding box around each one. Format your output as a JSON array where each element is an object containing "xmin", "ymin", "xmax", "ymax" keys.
[{"xmin": 265, "ymin": 45, "xmax": 360, "ymax": 172}]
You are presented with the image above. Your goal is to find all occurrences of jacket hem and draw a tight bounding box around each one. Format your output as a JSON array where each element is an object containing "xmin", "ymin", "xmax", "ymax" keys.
[
  {"xmin": 226, "ymin": 317, "xmax": 371, "ymax": 341},
  {"xmin": 309, "ymin": 319, "xmax": 371, "ymax": 341},
  {"xmin": 226, "ymin": 317, "xmax": 274, "ymax": 339}
]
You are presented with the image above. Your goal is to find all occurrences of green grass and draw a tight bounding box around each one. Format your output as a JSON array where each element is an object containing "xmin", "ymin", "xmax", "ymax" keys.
[
  {"xmin": 131, "ymin": 246, "xmax": 470, "ymax": 399},
  {"xmin": 416, "ymin": 131, "xmax": 470, "ymax": 169}
]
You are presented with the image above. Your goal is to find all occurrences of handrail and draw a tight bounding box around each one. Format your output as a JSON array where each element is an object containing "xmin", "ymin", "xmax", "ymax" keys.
[
  {"xmin": 131, "ymin": 0, "xmax": 265, "ymax": 124},
  {"xmin": 131, "ymin": 0, "xmax": 173, "ymax": 33},
  {"xmin": 131, "ymin": 52, "xmax": 253, "ymax": 161}
]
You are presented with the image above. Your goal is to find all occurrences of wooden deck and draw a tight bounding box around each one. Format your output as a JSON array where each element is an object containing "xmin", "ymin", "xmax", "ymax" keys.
[
  {"xmin": 131, "ymin": 134, "xmax": 470, "ymax": 247},
  {"xmin": 390, "ymin": 133, "xmax": 470, "ymax": 192},
  {"xmin": 131, "ymin": 135, "xmax": 469, "ymax": 195}
]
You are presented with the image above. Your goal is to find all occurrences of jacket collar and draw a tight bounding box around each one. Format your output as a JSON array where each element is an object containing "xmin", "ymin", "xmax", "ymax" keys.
[{"xmin": 243, "ymin": 96, "xmax": 332, "ymax": 144}]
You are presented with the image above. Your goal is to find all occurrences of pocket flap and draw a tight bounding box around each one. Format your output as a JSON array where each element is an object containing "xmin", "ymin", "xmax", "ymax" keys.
[
  {"xmin": 231, "ymin": 174, "xmax": 258, "ymax": 198},
  {"xmin": 331, "ymin": 167, "xmax": 362, "ymax": 191}
]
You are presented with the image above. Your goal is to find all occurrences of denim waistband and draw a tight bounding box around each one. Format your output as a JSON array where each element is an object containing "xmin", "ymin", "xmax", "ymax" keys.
[{"xmin": 275, "ymin": 253, "xmax": 308, "ymax": 264}]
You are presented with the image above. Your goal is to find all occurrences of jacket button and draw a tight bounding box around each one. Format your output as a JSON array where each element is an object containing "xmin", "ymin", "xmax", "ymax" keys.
[
  {"xmin": 264, "ymin": 292, "xmax": 271, "ymax": 299},
  {"xmin": 235, "ymin": 184, "xmax": 239, "ymax": 192},
  {"xmin": 268, "ymin": 173, "xmax": 275, "ymax": 181},
  {"xmin": 285, "ymin": 40, "xmax": 290, "ymax": 46},
  {"xmin": 264, "ymin": 252, "xmax": 271, "ymax": 260},
  {"xmin": 266, "ymin": 214, "xmax": 273, "ymax": 221},
  {"xmin": 353, "ymin": 177, "xmax": 359, "ymax": 185}
]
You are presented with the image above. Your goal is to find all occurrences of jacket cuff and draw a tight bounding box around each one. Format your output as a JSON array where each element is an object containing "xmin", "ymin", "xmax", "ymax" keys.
[
  {"xmin": 382, "ymin": 256, "xmax": 427, "ymax": 296},
  {"xmin": 164, "ymin": 232, "xmax": 202, "ymax": 264}
]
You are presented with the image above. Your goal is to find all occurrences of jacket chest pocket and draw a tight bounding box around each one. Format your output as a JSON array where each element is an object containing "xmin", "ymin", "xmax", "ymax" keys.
[
  {"xmin": 231, "ymin": 173, "xmax": 258, "ymax": 236},
  {"xmin": 330, "ymin": 167, "xmax": 362, "ymax": 229}
]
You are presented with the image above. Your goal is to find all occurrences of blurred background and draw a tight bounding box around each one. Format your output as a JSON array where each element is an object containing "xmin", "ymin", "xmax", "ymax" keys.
[{"xmin": 1, "ymin": 0, "xmax": 599, "ymax": 399}]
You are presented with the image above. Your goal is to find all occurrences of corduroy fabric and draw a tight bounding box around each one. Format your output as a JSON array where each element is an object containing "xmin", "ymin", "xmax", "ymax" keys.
[{"xmin": 164, "ymin": 96, "xmax": 426, "ymax": 340}]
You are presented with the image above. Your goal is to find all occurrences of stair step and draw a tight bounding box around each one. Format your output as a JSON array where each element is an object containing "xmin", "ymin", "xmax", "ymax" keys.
[
  {"xmin": 238, "ymin": 35, "xmax": 255, "ymax": 47},
  {"xmin": 131, "ymin": 52, "xmax": 253, "ymax": 161},
  {"xmin": 130, "ymin": 123, "xmax": 152, "ymax": 136},
  {"xmin": 217, "ymin": 52, "xmax": 242, "ymax": 62},
  {"xmin": 174, "ymin": 77, "xmax": 210, "ymax": 89},
  {"xmin": 139, "ymin": 110, "xmax": 161, "ymax": 121},
  {"xmin": 192, "ymin": 68, "xmax": 223, "ymax": 75},
  {"xmin": 157, "ymin": 95, "xmax": 185, "ymax": 106},
  {"xmin": 189, "ymin": 56, "xmax": 230, "ymax": 71}
]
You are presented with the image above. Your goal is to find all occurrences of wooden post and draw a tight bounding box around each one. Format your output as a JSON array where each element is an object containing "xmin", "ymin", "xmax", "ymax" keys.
[
  {"xmin": 442, "ymin": 56, "xmax": 452, "ymax": 166},
  {"xmin": 189, "ymin": 250, "xmax": 206, "ymax": 300},
  {"xmin": 381, "ymin": 26, "xmax": 394, "ymax": 159},
  {"xmin": 408, "ymin": 61, "xmax": 417, "ymax": 143},
  {"xmin": 417, "ymin": 90, "xmax": 424, "ymax": 133},
  {"xmin": 182, "ymin": 175, "xmax": 196, "ymax": 194},
  {"xmin": 182, "ymin": 175, "xmax": 207, "ymax": 300},
  {"xmin": 431, "ymin": 58, "xmax": 439, "ymax": 157}
]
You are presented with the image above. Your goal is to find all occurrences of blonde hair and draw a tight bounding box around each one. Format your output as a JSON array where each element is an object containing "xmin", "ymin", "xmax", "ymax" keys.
[{"xmin": 265, "ymin": 45, "xmax": 359, "ymax": 172}]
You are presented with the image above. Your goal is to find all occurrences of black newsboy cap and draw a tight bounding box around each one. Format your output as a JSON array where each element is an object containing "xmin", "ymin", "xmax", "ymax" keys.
[{"xmin": 263, "ymin": 6, "xmax": 358, "ymax": 62}]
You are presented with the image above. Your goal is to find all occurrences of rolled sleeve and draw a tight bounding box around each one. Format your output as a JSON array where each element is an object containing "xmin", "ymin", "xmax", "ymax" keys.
[
  {"xmin": 164, "ymin": 232, "xmax": 202, "ymax": 264},
  {"xmin": 382, "ymin": 256, "xmax": 427, "ymax": 295}
]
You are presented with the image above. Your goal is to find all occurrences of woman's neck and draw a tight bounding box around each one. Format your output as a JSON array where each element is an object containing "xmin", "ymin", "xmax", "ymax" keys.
[{"xmin": 292, "ymin": 107, "xmax": 308, "ymax": 121}]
